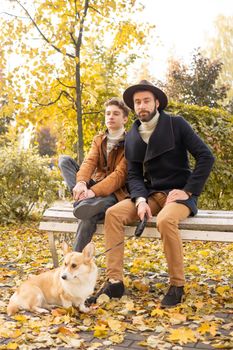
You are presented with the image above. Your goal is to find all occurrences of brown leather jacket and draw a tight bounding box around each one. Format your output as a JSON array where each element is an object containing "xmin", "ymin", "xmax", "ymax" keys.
[{"xmin": 76, "ymin": 132, "xmax": 128, "ymax": 201}]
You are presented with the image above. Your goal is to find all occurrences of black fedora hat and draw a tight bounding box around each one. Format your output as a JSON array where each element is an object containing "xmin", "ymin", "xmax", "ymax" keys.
[{"xmin": 123, "ymin": 80, "xmax": 168, "ymax": 111}]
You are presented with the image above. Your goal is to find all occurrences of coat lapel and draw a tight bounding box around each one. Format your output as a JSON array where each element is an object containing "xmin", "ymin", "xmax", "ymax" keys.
[
  {"xmin": 125, "ymin": 112, "xmax": 175, "ymax": 162},
  {"xmin": 125, "ymin": 120, "xmax": 147, "ymax": 162},
  {"xmin": 145, "ymin": 112, "xmax": 175, "ymax": 162}
]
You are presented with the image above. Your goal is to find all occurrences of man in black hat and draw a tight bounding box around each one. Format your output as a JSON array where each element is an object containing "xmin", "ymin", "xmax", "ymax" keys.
[{"xmin": 87, "ymin": 80, "xmax": 215, "ymax": 308}]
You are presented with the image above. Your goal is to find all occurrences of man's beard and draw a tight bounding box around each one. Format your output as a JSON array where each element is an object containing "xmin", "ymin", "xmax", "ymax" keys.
[{"xmin": 136, "ymin": 107, "xmax": 157, "ymax": 122}]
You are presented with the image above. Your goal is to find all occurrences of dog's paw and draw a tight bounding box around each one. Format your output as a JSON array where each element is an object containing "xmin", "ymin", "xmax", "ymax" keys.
[
  {"xmin": 79, "ymin": 303, "xmax": 90, "ymax": 313},
  {"xmin": 33, "ymin": 306, "xmax": 50, "ymax": 314}
]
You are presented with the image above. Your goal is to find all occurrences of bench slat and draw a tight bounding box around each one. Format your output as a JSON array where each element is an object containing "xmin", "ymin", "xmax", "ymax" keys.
[
  {"xmin": 43, "ymin": 208, "xmax": 233, "ymax": 219},
  {"xmin": 39, "ymin": 221, "xmax": 233, "ymax": 243},
  {"xmin": 43, "ymin": 207, "xmax": 233, "ymax": 219},
  {"xmin": 40, "ymin": 214, "xmax": 233, "ymax": 231},
  {"xmin": 45, "ymin": 204, "xmax": 233, "ymax": 215}
]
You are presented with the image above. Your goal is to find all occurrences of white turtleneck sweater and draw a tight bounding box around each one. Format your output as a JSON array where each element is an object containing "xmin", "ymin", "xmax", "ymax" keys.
[
  {"xmin": 107, "ymin": 127, "xmax": 125, "ymax": 157},
  {"xmin": 138, "ymin": 111, "xmax": 160, "ymax": 144}
]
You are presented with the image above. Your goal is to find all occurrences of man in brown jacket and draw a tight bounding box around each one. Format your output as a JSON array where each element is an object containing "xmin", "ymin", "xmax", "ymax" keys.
[{"xmin": 59, "ymin": 98, "xmax": 129, "ymax": 252}]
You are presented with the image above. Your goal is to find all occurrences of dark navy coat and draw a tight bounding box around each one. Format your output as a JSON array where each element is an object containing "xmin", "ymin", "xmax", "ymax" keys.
[{"xmin": 125, "ymin": 111, "xmax": 215, "ymax": 215}]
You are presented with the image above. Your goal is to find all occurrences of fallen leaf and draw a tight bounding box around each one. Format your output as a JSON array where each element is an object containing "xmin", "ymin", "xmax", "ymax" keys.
[
  {"xmin": 6, "ymin": 343, "xmax": 19, "ymax": 350},
  {"xmin": 168, "ymin": 328, "xmax": 197, "ymax": 344},
  {"xmin": 107, "ymin": 318, "xmax": 126, "ymax": 332},
  {"xmin": 198, "ymin": 322, "xmax": 217, "ymax": 336},
  {"xmin": 108, "ymin": 334, "xmax": 124, "ymax": 344},
  {"xmin": 93, "ymin": 324, "xmax": 108, "ymax": 338}
]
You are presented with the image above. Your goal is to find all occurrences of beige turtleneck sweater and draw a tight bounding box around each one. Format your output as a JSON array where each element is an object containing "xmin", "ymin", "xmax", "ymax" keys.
[
  {"xmin": 138, "ymin": 111, "xmax": 160, "ymax": 144},
  {"xmin": 107, "ymin": 127, "xmax": 125, "ymax": 157}
]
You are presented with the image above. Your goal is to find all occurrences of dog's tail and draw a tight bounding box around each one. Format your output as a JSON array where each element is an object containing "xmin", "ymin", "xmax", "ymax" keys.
[{"xmin": 7, "ymin": 293, "xmax": 19, "ymax": 316}]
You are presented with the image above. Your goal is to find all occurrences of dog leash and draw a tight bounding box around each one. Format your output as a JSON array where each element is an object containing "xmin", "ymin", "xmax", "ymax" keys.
[{"xmin": 95, "ymin": 217, "xmax": 147, "ymax": 258}]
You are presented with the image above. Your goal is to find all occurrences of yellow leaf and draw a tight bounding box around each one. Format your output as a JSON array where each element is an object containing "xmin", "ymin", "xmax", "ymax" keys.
[
  {"xmin": 151, "ymin": 308, "xmax": 165, "ymax": 317},
  {"xmin": 11, "ymin": 330, "xmax": 22, "ymax": 339},
  {"xmin": 93, "ymin": 324, "xmax": 108, "ymax": 338},
  {"xmin": 132, "ymin": 315, "xmax": 145, "ymax": 326},
  {"xmin": 169, "ymin": 313, "xmax": 187, "ymax": 325},
  {"xmin": 168, "ymin": 328, "xmax": 196, "ymax": 344},
  {"xmin": 6, "ymin": 343, "xmax": 18, "ymax": 350},
  {"xmin": 194, "ymin": 301, "xmax": 204, "ymax": 310},
  {"xmin": 57, "ymin": 326, "xmax": 75, "ymax": 336},
  {"xmin": 125, "ymin": 300, "xmax": 135, "ymax": 311},
  {"xmin": 109, "ymin": 334, "xmax": 124, "ymax": 344},
  {"xmin": 107, "ymin": 318, "xmax": 125, "ymax": 332},
  {"xmin": 97, "ymin": 294, "xmax": 110, "ymax": 304},
  {"xmin": 216, "ymin": 286, "xmax": 230, "ymax": 296},
  {"xmin": 12, "ymin": 315, "xmax": 27, "ymax": 322},
  {"xmin": 188, "ymin": 264, "xmax": 200, "ymax": 272},
  {"xmin": 198, "ymin": 322, "xmax": 217, "ymax": 336},
  {"xmin": 133, "ymin": 279, "xmax": 149, "ymax": 292},
  {"xmin": 199, "ymin": 250, "xmax": 209, "ymax": 256},
  {"xmin": 51, "ymin": 308, "xmax": 67, "ymax": 316}
]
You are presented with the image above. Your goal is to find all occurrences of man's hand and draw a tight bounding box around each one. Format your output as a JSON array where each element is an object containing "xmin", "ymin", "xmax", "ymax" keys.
[
  {"xmin": 165, "ymin": 189, "xmax": 190, "ymax": 205},
  {"xmin": 79, "ymin": 189, "xmax": 95, "ymax": 200},
  {"xmin": 73, "ymin": 182, "xmax": 88, "ymax": 200},
  {"xmin": 137, "ymin": 201, "xmax": 152, "ymax": 221}
]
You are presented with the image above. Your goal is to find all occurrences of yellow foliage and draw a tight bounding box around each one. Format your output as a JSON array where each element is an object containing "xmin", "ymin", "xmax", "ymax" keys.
[
  {"xmin": 168, "ymin": 327, "xmax": 197, "ymax": 344},
  {"xmin": 0, "ymin": 0, "xmax": 154, "ymax": 156},
  {"xmin": 93, "ymin": 324, "xmax": 108, "ymax": 338},
  {"xmin": 6, "ymin": 343, "xmax": 18, "ymax": 350},
  {"xmin": 198, "ymin": 322, "xmax": 217, "ymax": 336},
  {"xmin": 107, "ymin": 318, "xmax": 126, "ymax": 332},
  {"xmin": 216, "ymin": 285, "xmax": 230, "ymax": 296}
]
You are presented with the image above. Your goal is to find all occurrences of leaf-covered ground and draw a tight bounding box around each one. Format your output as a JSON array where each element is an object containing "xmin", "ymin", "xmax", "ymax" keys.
[{"xmin": 0, "ymin": 224, "xmax": 232, "ymax": 350}]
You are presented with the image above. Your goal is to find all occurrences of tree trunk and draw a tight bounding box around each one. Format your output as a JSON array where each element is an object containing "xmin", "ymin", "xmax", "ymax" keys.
[{"xmin": 75, "ymin": 62, "xmax": 84, "ymax": 163}]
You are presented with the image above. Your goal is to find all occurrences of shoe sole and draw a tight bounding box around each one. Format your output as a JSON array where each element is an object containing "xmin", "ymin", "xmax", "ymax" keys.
[
  {"xmin": 160, "ymin": 294, "xmax": 185, "ymax": 309},
  {"xmin": 73, "ymin": 198, "xmax": 106, "ymax": 220}
]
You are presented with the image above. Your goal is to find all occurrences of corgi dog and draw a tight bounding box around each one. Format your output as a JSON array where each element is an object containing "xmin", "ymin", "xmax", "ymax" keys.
[{"xmin": 7, "ymin": 242, "xmax": 98, "ymax": 315}]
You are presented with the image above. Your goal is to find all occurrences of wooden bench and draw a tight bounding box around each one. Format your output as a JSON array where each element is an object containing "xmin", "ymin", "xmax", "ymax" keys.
[{"xmin": 39, "ymin": 201, "xmax": 233, "ymax": 267}]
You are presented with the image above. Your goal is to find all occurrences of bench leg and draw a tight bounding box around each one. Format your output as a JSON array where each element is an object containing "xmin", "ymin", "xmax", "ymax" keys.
[{"xmin": 48, "ymin": 232, "xmax": 59, "ymax": 267}]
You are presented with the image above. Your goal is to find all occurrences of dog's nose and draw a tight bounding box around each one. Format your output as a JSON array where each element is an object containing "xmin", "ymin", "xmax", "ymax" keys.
[{"xmin": 61, "ymin": 274, "xmax": 67, "ymax": 280}]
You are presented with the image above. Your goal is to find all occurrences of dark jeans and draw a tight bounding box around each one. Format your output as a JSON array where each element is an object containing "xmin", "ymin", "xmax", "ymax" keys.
[{"xmin": 58, "ymin": 155, "xmax": 118, "ymax": 252}]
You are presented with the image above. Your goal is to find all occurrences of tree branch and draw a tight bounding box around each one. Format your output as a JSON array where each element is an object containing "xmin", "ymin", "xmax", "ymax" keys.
[
  {"xmin": 0, "ymin": 11, "xmax": 27, "ymax": 19},
  {"xmin": 74, "ymin": 0, "xmax": 80, "ymax": 20},
  {"xmin": 56, "ymin": 77, "xmax": 76, "ymax": 89},
  {"xmin": 76, "ymin": 0, "xmax": 89, "ymax": 53},
  {"xmin": 36, "ymin": 90, "xmax": 74, "ymax": 106},
  {"xmin": 13, "ymin": 0, "xmax": 75, "ymax": 59},
  {"xmin": 69, "ymin": 31, "xmax": 77, "ymax": 46},
  {"xmin": 89, "ymin": 6, "xmax": 102, "ymax": 16}
]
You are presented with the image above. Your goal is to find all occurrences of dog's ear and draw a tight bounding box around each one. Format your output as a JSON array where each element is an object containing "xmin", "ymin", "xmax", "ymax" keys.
[
  {"xmin": 82, "ymin": 242, "xmax": 95, "ymax": 263},
  {"xmin": 61, "ymin": 241, "xmax": 71, "ymax": 255}
]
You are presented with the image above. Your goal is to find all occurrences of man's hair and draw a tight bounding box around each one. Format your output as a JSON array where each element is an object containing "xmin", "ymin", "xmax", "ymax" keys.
[
  {"xmin": 105, "ymin": 97, "xmax": 130, "ymax": 117},
  {"xmin": 133, "ymin": 89, "xmax": 158, "ymax": 102}
]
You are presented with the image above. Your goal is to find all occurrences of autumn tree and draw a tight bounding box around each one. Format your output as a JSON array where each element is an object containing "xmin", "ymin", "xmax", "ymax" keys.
[
  {"xmin": 3, "ymin": 0, "xmax": 153, "ymax": 161},
  {"xmin": 163, "ymin": 49, "xmax": 228, "ymax": 108},
  {"xmin": 205, "ymin": 15, "xmax": 233, "ymax": 111},
  {"xmin": 0, "ymin": 22, "xmax": 15, "ymax": 145}
]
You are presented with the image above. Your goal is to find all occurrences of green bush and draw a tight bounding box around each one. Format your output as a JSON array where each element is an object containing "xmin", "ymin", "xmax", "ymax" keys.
[
  {"xmin": 126, "ymin": 102, "xmax": 233, "ymax": 210},
  {"xmin": 0, "ymin": 144, "xmax": 60, "ymax": 223},
  {"xmin": 167, "ymin": 102, "xmax": 233, "ymax": 210}
]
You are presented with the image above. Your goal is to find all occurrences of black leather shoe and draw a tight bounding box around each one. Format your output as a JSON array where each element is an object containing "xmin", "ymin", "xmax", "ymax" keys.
[
  {"xmin": 86, "ymin": 280, "xmax": 125, "ymax": 305},
  {"xmin": 73, "ymin": 197, "xmax": 106, "ymax": 220},
  {"xmin": 161, "ymin": 286, "xmax": 185, "ymax": 308}
]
